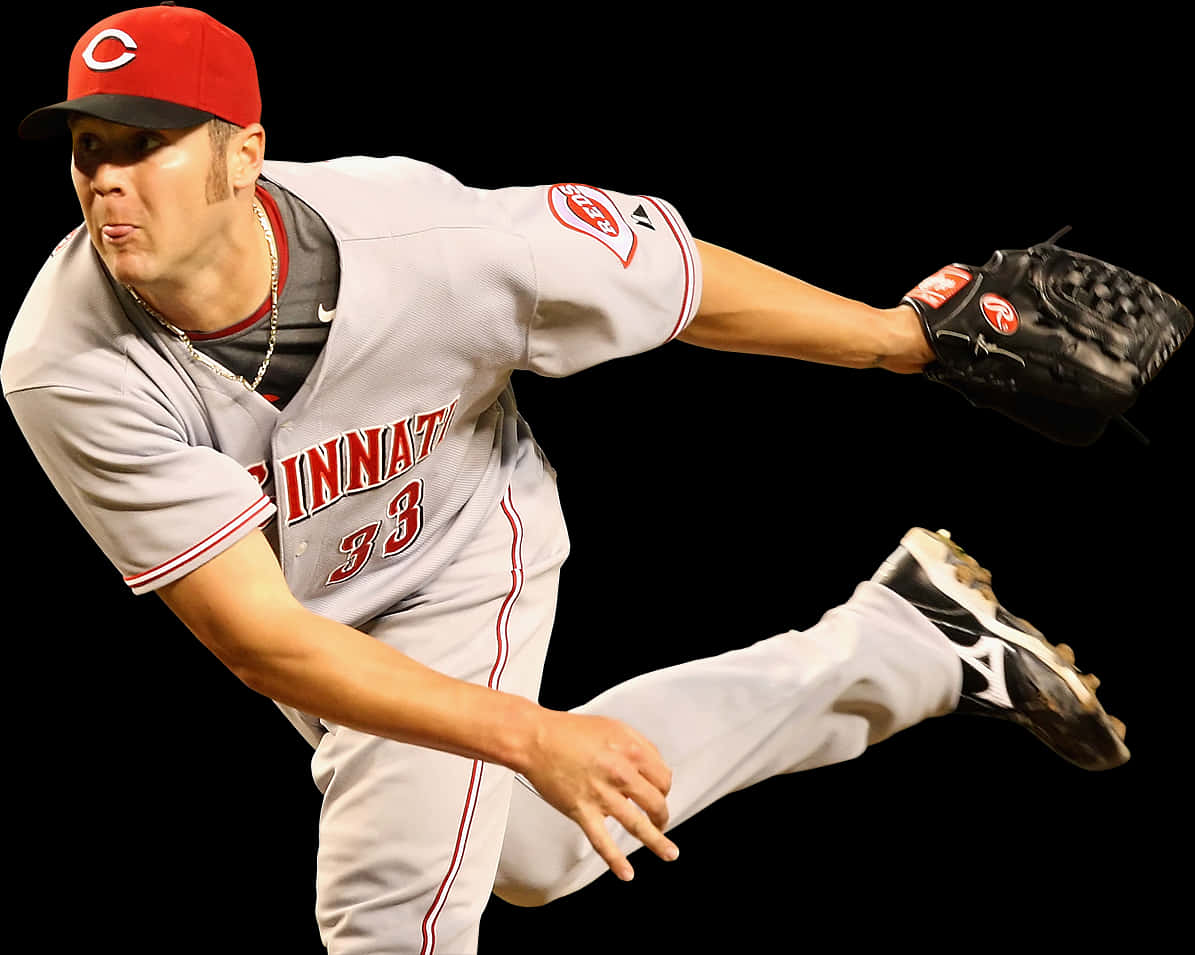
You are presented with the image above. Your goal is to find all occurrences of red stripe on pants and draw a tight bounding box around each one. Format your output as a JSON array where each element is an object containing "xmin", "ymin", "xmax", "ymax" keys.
[{"xmin": 420, "ymin": 487, "xmax": 524, "ymax": 953}]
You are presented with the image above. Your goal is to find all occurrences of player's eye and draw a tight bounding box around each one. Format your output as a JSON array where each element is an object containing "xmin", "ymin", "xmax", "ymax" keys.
[{"xmin": 133, "ymin": 133, "xmax": 163, "ymax": 153}]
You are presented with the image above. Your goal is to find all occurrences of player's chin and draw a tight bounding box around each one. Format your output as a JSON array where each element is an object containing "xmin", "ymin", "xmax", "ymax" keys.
[{"xmin": 96, "ymin": 243, "xmax": 155, "ymax": 288}]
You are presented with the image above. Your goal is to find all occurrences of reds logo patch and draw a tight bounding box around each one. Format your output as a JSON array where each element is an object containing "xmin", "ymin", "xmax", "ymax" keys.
[
  {"xmin": 980, "ymin": 293, "xmax": 1019, "ymax": 334},
  {"xmin": 548, "ymin": 184, "xmax": 637, "ymax": 268},
  {"xmin": 905, "ymin": 265, "xmax": 973, "ymax": 309}
]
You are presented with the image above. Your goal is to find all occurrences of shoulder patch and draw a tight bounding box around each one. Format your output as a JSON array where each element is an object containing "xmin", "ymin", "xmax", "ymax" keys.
[
  {"xmin": 50, "ymin": 226, "xmax": 84, "ymax": 260},
  {"xmin": 547, "ymin": 184, "xmax": 637, "ymax": 268}
]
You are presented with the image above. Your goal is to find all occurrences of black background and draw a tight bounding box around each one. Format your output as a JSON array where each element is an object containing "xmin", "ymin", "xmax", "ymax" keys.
[{"xmin": 6, "ymin": 5, "xmax": 1190, "ymax": 952}]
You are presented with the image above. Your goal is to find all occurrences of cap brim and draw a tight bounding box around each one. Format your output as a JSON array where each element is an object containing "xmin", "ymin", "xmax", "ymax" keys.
[{"xmin": 19, "ymin": 94, "xmax": 214, "ymax": 140}]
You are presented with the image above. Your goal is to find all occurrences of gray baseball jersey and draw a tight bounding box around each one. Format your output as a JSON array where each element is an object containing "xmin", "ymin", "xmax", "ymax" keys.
[{"xmin": 2, "ymin": 156, "xmax": 700, "ymax": 625}]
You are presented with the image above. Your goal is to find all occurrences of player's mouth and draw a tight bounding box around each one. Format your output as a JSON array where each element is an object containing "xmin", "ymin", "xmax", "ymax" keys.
[{"xmin": 101, "ymin": 224, "xmax": 137, "ymax": 243}]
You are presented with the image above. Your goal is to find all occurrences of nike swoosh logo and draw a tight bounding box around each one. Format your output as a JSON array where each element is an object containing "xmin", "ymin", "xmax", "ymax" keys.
[{"xmin": 318, "ymin": 304, "xmax": 336, "ymax": 323}]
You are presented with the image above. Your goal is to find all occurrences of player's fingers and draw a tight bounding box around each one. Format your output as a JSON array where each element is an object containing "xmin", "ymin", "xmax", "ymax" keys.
[
  {"xmin": 574, "ymin": 809, "xmax": 635, "ymax": 882},
  {"xmin": 617, "ymin": 726, "xmax": 673, "ymax": 798},
  {"xmin": 624, "ymin": 770, "xmax": 670, "ymax": 831},
  {"xmin": 636, "ymin": 749, "xmax": 673, "ymax": 800},
  {"xmin": 609, "ymin": 792, "xmax": 679, "ymax": 865}
]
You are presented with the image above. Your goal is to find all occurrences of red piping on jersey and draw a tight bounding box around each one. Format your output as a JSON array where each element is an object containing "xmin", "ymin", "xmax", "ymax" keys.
[
  {"xmin": 637, "ymin": 196, "xmax": 697, "ymax": 341},
  {"xmin": 420, "ymin": 486, "xmax": 525, "ymax": 954},
  {"xmin": 123, "ymin": 494, "xmax": 274, "ymax": 592},
  {"xmin": 185, "ymin": 185, "xmax": 291, "ymax": 341}
]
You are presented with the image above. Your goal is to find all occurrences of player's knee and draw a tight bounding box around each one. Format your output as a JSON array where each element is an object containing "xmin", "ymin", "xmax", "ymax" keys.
[
  {"xmin": 492, "ymin": 854, "xmax": 591, "ymax": 908},
  {"xmin": 491, "ymin": 881, "xmax": 555, "ymax": 908}
]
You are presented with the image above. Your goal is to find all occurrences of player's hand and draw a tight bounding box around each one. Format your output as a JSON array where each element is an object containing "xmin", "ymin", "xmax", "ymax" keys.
[{"xmin": 521, "ymin": 710, "xmax": 678, "ymax": 882}]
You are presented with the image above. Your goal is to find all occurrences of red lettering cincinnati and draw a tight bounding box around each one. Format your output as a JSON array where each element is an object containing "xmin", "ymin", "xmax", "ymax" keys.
[{"xmin": 277, "ymin": 397, "xmax": 459, "ymax": 525}]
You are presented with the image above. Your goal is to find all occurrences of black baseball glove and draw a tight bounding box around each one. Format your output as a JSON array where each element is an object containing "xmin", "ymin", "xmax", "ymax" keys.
[{"xmin": 901, "ymin": 230, "xmax": 1192, "ymax": 445}]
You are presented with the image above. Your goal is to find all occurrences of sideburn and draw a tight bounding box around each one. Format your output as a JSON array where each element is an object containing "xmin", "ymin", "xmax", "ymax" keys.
[
  {"xmin": 205, "ymin": 120, "xmax": 235, "ymax": 204},
  {"xmin": 205, "ymin": 152, "xmax": 232, "ymax": 204}
]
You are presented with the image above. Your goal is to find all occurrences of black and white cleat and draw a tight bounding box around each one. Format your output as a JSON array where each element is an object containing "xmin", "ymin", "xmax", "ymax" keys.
[{"xmin": 872, "ymin": 527, "xmax": 1130, "ymax": 771}]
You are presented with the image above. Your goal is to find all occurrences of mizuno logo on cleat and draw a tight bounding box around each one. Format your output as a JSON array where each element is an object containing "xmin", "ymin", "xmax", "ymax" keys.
[{"xmin": 955, "ymin": 634, "xmax": 1012, "ymax": 709}]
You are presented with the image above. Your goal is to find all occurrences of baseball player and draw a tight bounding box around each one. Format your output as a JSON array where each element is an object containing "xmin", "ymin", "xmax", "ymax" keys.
[{"xmin": 6, "ymin": 6, "xmax": 1187, "ymax": 954}]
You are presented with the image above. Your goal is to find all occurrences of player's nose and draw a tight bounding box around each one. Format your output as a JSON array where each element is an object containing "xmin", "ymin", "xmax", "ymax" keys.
[
  {"xmin": 87, "ymin": 160, "xmax": 129, "ymax": 197},
  {"xmin": 74, "ymin": 149, "xmax": 129, "ymax": 196}
]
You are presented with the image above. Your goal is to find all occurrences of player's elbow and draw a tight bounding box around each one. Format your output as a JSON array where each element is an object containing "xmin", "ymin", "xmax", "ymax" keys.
[
  {"xmin": 171, "ymin": 611, "xmax": 291, "ymax": 695},
  {"xmin": 217, "ymin": 642, "xmax": 280, "ymax": 695},
  {"xmin": 195, "ymin": 607, "xmax": 317, "ymax": 698}
]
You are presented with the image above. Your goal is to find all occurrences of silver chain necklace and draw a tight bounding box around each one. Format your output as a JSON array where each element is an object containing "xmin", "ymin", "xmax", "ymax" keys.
[{"xmin": 126, "ymin": 200, "xmax": 279, "ymax": 392}]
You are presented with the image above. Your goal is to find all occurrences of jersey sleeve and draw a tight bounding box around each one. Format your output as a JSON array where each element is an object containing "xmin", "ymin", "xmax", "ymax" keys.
[
  {"xmin": 6, "ymin": 383, "xmax": 274, "ymax": 594},
  {"xmin": 494, "ymin": 183, "xmax": 703, "ymax": 377}
]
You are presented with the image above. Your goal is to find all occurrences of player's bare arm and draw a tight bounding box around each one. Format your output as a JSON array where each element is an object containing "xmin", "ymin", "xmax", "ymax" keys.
[
  {"xmin": 157, "ymin": 530, "xmax": 678, "ymax": 882},
  {"xmin": 681, "ymin": 239, "xmax": 934, "ymax": 374}
]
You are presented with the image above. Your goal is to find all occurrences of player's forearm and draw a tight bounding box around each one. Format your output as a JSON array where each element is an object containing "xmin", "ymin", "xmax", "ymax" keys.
[
  {"xmin": 157, "ymin": 532, "xmax": 543, "ymax": 773},
  {"xmin": 231, "ymin": 605, "xmax": 543, "ymax": 770},
  {"xmin": 682, "ymin": 239, "xmax": 933, "ymax": 374}
]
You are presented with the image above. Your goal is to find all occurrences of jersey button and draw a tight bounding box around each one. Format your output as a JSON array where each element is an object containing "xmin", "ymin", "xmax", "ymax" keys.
[{"xmin": 296, "ymin": 540, "xmax": 308, "ymax": 556}]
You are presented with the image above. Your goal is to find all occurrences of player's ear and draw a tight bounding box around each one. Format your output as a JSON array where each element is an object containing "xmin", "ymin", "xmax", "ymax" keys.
[{"xmin": 229, "ymin": 123, "xmax": 266, "ymax": 192}]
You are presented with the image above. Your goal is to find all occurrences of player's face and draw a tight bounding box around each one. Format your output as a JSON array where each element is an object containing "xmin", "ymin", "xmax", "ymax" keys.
[{"xmin": 69, "ymin": 117, "xmax": 236, "ymax": 290}]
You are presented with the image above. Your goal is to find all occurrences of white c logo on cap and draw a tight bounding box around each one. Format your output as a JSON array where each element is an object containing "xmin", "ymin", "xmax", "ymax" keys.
[{"xmin": 82, "ymin": 28, "xmax": 138, "ymax": 71}]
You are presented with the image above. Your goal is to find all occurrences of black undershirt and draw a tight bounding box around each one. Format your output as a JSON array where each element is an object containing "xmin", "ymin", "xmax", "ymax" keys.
[{"xmin": 189, "ymin": 178, "xmax": 340, "ymax": 409}]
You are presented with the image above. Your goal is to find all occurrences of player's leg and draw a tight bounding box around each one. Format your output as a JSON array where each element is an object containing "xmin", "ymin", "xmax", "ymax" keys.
[
  {"xmin": 312, "ymin": 722, "xmax": 515, "ymax": 955},
  {"xmin": 493, "ymin": 570, "xmax": 960, "ymax": 905},
  {"xmin": 494, "ymin": 526, "xmax": 1128, "ymax": 906},
  {"xmin": 310, "ymin": 446, "xmax": 567, "ymax": 955}
]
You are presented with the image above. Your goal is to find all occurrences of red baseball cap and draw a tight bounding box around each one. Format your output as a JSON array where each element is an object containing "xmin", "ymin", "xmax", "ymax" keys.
[{"xmin": 19, "ymin": 3, "xmax": 260, "ymax": 139}]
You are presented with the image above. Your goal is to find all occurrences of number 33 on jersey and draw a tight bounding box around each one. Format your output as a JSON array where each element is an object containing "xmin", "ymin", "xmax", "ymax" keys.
[{"xmin": 270, "ymin": 397, "xmax": 458, "ymax": 586}]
